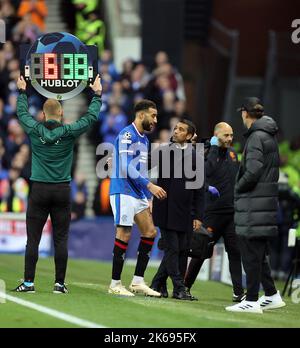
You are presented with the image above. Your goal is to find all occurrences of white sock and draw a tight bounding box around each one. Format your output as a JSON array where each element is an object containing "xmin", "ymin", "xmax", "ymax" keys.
[
  {"xmin": 132, "ymin": 276, "xmax": 144, "ymax": 285},
  {"xmin": 110, "ymin": 279, "xmax": 121, "ymax": 288}
]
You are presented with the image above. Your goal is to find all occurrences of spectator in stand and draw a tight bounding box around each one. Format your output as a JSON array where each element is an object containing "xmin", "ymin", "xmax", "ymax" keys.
[
  {"xmin": 120, "ymin": 58, "xmax": 134, "ymax": 82},
  {"xmin": 99, "ymin": 63, "xmax": 114, "ymax": 91},
  {"xmin": 2, "ymin": 41, "xmax": 15, "ymax": 64},
  {"xmin": 17, "ymin": 0, "xmax": 48, "ymax": 32},
  {"xmin": 100, "ymin": 104, "xmax": 127, "ymax": 144},
  {"xmin": 0, "ymin": 166, "xmax": 29, "ymax": 212},
  {"xmin": 0, "ymin": 42, "xmax": 18, "ymax": 100},
  {"xmin": 4, "ymin": 119, "xmax": 29, "ymax": 165},
  {"xmin": 153, "ymin": 51, "xmax": 169, "ymax": 70},
  {"xmin": 7, "ymin": 59, "xmax": 20, "ymax": 90},
  {"xmin": 158, "ymin": 128, "xmax": 171, "ymax": 143},
  {"xmin": 0, "ymin": 98, "xmax": 8, "ymax": 138},
  {"xmin": 161, "ymin": 99, "xmax": 190, "ymax": 133},
  {"xmin": 120, "ymin": 59, "xmax": 135, "ymax": 99},
  {"xmin": 0, "ymin": 0, "xmax": 45, "ymax": 186},
  {"xmin": 71, "ymin": 172, "xmax": 88, "ymax": 221},
  {"xmin": 100, "ymin": 50, "xmax": 119, "ymax": 81},
  {"xmin": 11, "ymin": 144, "xmax": 31, "ymax": 180},
  {"xmin": 93, "ymin": 178, "xmax": 112, "ymax": 216},
  {"xmin": 158, "ymin": 90, "xmax": 176, "ymax": 129},
  {"xmin": 154, "ymin": 63, "xmax": 178, "ymax": 92},
  {"xmin": 174, "ymin": 99, "xmax": 189, "ymax": 120},
  {"xmin": 108, "ymin": 81, "xmax": 131, "ymax": 117},
  {"xmin": 13, "ymin": 13, "xmax": 41, "ymax": 44},
  {"xmin": 131, "ymin": 63, "xmax": 150, "ymax": 97},
  {"xmin": 4, "ymin": 91, "xmax": 18, "ymax": 117},
  {"xmin": 145, "ymin": 72, "xmax": 173, "ymax": 112},
  {"xmin": 0, "ymin": 0, "xmax": 19, "ymax": 40},
  {"xmin": 150, "ymin": 51, "xmax": 186, "ymax": 102},
  {"xmin": 73, "ymin": 0, "xmax": 99, "ymax": 40},
  {"xmin": 80, "ymin": 12, "xmax": 105, "ymax": 55},
  {"xmin": 0, "ymin": 138, "xmax": 8, "ymax": 179}
]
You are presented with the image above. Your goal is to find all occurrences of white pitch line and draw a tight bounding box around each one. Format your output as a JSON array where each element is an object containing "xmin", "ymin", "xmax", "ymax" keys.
[{"xmin": 0, "ymin": 293, "xmax": 106, "ymax": 328}]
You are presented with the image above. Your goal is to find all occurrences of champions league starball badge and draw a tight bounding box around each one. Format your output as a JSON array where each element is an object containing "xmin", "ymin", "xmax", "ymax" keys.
[{"xmin": 20, "ymin": 32, "xmax": 98, "ymax": 100}]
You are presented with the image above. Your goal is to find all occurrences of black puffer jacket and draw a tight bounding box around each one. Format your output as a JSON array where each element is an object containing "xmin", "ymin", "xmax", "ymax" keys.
[{"xmin": 234, "ymin": 116, "xmax": 280, "ymax": 238}]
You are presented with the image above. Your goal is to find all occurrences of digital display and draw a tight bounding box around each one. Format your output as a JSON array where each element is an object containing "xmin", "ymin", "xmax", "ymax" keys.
[
  {"xmin": 30, "ymin": 53, "xmax": 88, "ymax": 80},
  {"xmin": 20, "ymin": 32, "xmax": 98, "ymax": 100}
]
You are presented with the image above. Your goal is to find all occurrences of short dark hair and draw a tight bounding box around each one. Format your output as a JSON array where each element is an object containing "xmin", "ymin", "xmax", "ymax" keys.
[
  {"xmin": 237, "ymin": 97, "xmax": 264, "ymax": 119},
  {"xmin": 134, "ymin": 99, "xmax": 157, "ymax": 114},
  {"xmin": 179, "ymin": 119, "xmax": 197, "ymax": 138}
]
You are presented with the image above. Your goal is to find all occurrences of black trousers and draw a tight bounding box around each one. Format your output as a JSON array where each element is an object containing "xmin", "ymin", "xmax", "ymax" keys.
[
  {"xmin": 151, "ymin": 228, "xmax": 188, "ymax": 293},
  {"xmin": 25, "ymin": 182, "xmax": 71, "ymax": 283},
  {"xmin": 185, "ymin": 212, "xmax": 243, "ymax": 295},
  {"xmin": 238, "ymin": 236, "xmax": 277, "ymax": 301}
]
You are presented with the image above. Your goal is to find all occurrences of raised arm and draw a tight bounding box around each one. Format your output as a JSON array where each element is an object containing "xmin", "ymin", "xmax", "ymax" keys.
[
  {"xmin": 205, "ymin": 137, "xmax": 221, "ymax": 177},
  {"xmin": 65, "ymin": 74, "xmax": 103, "ymax": 138},
  {"xmin": 16, "ymin": 76, "xmax": 39, "ymax": 135}
]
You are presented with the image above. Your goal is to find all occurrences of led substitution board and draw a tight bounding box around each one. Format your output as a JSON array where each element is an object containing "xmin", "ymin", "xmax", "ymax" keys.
[{"xmin": 20, "ymin": 32, "xmax": 98, "ymax": 100}]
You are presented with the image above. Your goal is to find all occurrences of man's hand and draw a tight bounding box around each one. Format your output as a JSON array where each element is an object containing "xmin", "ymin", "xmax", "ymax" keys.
[
  {"xmin": 90, "ymin": 74, "xmax": 102, "ymax": 96},
  {"xmin": 147, "ymin": 182, "xmax": 167, "ymax": 200},
  {"xmin": 208, "ymin": 185, "xmax": 220, "ymax": 200},
  {"xmin": 210, "ymin": 136, "xmax": 220, "ymax": 147},
  {"xmin": 17, "ymin": 76, "xmax": 26, "ymax": 91},
  {"xmin": 193, "ymin": 219, "xmax": 202, "ymax": 231}
]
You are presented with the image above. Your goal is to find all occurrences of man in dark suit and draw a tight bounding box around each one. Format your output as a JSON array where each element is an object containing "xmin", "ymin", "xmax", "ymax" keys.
[{"xmin": 149, "ymin": 120, "xmax": 205, "ymax": 300}]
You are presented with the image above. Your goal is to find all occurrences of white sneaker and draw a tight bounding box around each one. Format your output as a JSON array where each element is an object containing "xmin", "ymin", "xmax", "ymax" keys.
[
  {"xmin": 129, "ymin": 281, "xmax": 161, "ymax": 297},
  {"xmin": 258, "ymin": 290, "xmax": 286, "ymax": 310},
  {"xmin": 108, "ymin": 282, "xmax": 135, "ymax": 297},
  {"xmin": 226, "ymin": 300, "xmax": 263, "ymax": 313}
]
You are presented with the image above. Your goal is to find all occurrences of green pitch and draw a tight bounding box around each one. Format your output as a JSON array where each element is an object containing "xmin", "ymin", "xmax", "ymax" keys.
[{"xmin": 0, "ymin": 254, "xmax": 299, "ymax": 328}]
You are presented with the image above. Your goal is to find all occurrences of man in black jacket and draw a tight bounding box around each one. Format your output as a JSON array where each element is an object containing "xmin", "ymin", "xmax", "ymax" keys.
[
  {"xmin": 184, "ymin": 122, "xmax": 244, "ymax": 302},
  {"xmin": 150, "ymin": 120, "xmax": 205, "ymax": 300},
  {"xmin": 226, "ymin": 97, "xmax": 286, "ymax": 313}
]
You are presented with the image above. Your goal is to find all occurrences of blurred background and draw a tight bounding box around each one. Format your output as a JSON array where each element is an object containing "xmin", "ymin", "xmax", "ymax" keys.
[{"xmin": 0, "ymin": 0, "xmax": 299, "ymax": 283}]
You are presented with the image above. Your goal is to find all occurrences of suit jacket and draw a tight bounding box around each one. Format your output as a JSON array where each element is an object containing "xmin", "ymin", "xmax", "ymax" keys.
[{"xmin": 151, "ymin": 143, "xmax": 205, "ymax": 233}]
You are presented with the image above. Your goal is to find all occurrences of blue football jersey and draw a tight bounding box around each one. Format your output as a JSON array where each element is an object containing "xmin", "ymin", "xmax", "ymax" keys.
[{"xmin": 109, "ymin": 123, "xmax": 152, "ymax": 199}]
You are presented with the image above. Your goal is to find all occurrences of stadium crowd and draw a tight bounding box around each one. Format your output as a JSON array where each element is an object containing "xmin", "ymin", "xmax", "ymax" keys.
[{"xmin": 0, "ymin": 0, "xmax": 299, "ymax": 280}]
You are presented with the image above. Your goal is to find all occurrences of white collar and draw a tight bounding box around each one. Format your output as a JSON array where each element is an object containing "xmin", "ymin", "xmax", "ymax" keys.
[
  {"xmin": 132, "ymin": 122, "xmax": 144, "ymax": 137},
  {"xmin": 175, "ymin": 143, "xmax": 188, "ymax": 149}
]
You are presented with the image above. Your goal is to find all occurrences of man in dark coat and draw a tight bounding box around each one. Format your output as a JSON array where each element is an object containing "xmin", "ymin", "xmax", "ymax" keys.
[
  {"xmin": 226, "ymin": 97, "xmax": 286, "ymax": 313},
  {"xmin": 184, "ymin": 122, "xmax": 244, "ymax": 302},
  {"xmin": 150, "ymin": 120, "xmax": 205, "ymax": 300}
]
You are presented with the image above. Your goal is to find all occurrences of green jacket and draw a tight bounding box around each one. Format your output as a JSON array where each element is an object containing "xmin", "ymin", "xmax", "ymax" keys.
[{"xmin": 16, "ymin": 91, "xmax": 102, "ymax": 183}]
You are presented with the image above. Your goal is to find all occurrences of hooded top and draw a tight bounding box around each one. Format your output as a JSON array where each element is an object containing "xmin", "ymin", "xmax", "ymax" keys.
[
  {"xmin": 234, "ymin": 115, "xmax": 280, "ymax": 238},
  {"xmin": 16, "ymin": 91, "xmax": 101, "ymax": 183},
  {"xmin": 245, "ymin": 115, "xmax": 278, "ymax": 137}
]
